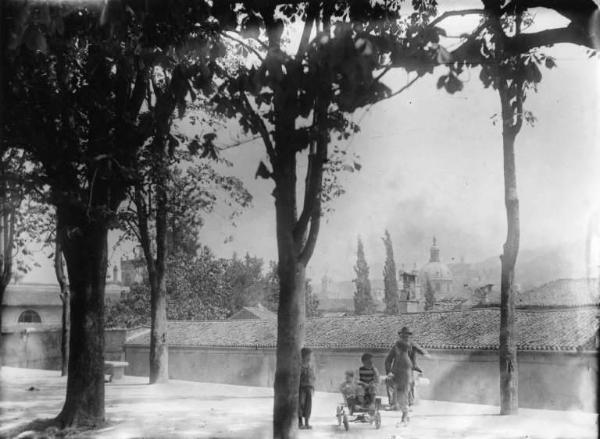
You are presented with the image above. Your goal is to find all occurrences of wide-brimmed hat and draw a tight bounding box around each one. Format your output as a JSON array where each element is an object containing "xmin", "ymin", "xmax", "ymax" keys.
[{"xmin": 398, "ymin": 326, "xmax": 413, "ymax": 336}]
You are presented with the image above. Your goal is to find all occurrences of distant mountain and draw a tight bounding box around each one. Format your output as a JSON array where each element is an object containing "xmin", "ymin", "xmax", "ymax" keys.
[{"xmin": 465, "ymin": 241, "xmax": 589, "ymax": 291}]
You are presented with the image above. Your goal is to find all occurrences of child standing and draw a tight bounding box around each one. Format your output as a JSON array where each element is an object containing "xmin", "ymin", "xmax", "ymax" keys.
[{"xmin": 298, "ymin": 347, "xmax": 316, "ymax": 430}]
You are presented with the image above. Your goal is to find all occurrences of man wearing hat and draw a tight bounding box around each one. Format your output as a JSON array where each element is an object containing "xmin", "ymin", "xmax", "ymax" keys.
[{"xmin": 384, "ymin": 326, "xmax": 428, "ymax": 423}]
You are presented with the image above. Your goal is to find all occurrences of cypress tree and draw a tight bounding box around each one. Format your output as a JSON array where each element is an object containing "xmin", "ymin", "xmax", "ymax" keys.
[
  {"xmin": 353, "ymin": 237, "xmax": 375, "ymax": 315},
  {"xmin": 382, "ymin": 230, "xmax": 400, "ymax": 314}
]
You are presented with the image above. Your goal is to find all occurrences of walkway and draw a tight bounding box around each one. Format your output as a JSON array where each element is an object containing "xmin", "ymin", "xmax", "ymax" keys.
[{"xmin": 1, "ymin": 367, "xmax": 596, "ymax": 438}]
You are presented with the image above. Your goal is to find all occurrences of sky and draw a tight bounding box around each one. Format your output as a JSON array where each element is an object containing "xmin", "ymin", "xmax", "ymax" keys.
[{"xmin": 24, "ymin": 4, "xmax": 600, "ymax": 285}]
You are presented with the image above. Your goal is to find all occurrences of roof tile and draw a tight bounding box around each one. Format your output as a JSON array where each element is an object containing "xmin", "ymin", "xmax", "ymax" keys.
[{"xmin": 126, "ymin": 307, "xmax": 599, "ymax": 352}]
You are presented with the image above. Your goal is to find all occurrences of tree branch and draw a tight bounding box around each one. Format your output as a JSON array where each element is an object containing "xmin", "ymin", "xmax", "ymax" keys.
[
  {"xmin": 296, "ymin": 0, "xmax": 319, "ymax": 58},
  {"xmin": 222, "ymin": 32, "xmax": 266, "ymax": 61},
  {"xmin": 240, "ymin": 91, "xmax": 276, "ymax": 164},
  {"xmin": 217, "ymin": 134, "xmax": 262, "ymax": 151},
  {"xmin": 298, "ymin": 96, "xmax": 327, "ymax": 264},
  {"xmin": 380, "ymin": 75, "xmax": 420, "ymax": 102},
  {"xmin": 134, "ymin": 184, "xmax": 157, "ymax": 284}
]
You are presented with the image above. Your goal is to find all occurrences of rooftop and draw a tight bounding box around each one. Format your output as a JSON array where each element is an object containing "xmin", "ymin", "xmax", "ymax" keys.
[
  {"xmin": 228, "ymin": 304, "xmax": 276, "ymax": 320},
  {"xmin": 126, "ymin": 307, "xmax": 599, "ymax": 352},
  {"xmin": 518, "ymin": 278, "xmax": 600, "ymax": 307},
  {"xmin": 2, "ymin": 283, "xmax": 128, "ymax": 307}
]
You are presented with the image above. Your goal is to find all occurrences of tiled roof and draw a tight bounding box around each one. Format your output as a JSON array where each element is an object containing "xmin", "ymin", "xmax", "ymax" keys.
[
  {"xmin": 2, "ymin": 283, "xmax": 127, "ymax": 306},
  {"xmin": 229, "ymin": 304, "xmax": 276, "ymax": 320},
  {"xmin": 125, "ymin": 307, "xmax": 599, "ymax": 352},
  {"xmin": 517, "ymin": 278, "xmax": 599, "ymax": 307},
  {"xmin": 2, "ymin": 284, "xmax": 63, "ymax": 306}
]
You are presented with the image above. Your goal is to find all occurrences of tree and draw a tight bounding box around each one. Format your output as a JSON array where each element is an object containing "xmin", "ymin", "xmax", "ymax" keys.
[
  {"xmin": 304, "ymin": 278, "xmax": 321, "ymax": 318},
  {"xmin": 255, "ymin": 261, "xmax": 318, "ymax": 316},
  {"xmin": 0, "ymin": 149, "xmax": 24, "ymax": 330},
  {"xmin": 429, "ymin": 0, "xmax": 598, "ymax": 415},
  {"xmin": 226, "ymin": 252, "xmax": 268, "ymax": 311},
  {"xmin": 54, "ymin": 228, "xmax": 69, "ymax": 377},
  {"xmin": 382, "ymin": 230, "xmax": 400, "ymax": 314},
  {"xmin": 4, "ymin": 1, "xmax": 154, "ymax": 426},
  {"xmin": 424, "ymin": 277, "xmax": 435, "ymax": 311},
  {"xmin": 210, "ymin": 3, "xmax": 443, "ymax": 435},
  {"xmin": 123, "ymin": 159, "xmax": 250, "ymax": 383},
  {"xmin": 353, "ymin": 237, "xmax": 375, "ymax": 315},
  {"xmin": 0, "ymin": 148, "xmax": 48, "ymax": 329},
  {"xmin": 262, "ymin": 260, "xmax": 281, "ymax": 311},
  {"xmin": 106, "ymin": 246, "xmax": 234, "ymax": 328}
]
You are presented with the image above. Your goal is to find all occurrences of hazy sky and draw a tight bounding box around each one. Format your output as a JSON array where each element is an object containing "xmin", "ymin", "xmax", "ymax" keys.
[{"xmin": 24, "ymin": 5, "xmax": 600, "ymax": 284}]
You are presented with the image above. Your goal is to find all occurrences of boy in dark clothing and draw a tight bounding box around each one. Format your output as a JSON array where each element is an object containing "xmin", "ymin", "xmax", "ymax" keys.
[
  {"xmin": 358, "ymin": 353, "xmax": 380, "ymax": 407},
  {"xmin": 299, "ymin": 347, "xmax": 316, "ymax": 430}
]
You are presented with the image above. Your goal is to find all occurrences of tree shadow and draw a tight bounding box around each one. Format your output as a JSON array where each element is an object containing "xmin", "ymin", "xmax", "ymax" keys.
[{"xmin": 0, "ymin": 417, "xmax": 110, "ymax": 439}]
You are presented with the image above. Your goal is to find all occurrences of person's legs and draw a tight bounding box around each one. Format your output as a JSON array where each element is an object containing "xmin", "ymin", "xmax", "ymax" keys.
[
  {"xmin": 304, "ymin": 388, "xmax": 313, "ymax": 429},
  {"xmin": 397, "ymin": 385, "xmax": 410, "ymax": 422},
  {"xmin": 408, "ymin": 381, "xmax": 415, "ymax": 407},
  {"xmin": 298, "ymin": 387, "xmax": 306, "ymax": 428}
]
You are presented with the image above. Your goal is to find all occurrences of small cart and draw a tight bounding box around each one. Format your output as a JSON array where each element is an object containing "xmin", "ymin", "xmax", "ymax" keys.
[{"xmin": 336, "ymin": 396, "xmax": 382, "ymax": 431}]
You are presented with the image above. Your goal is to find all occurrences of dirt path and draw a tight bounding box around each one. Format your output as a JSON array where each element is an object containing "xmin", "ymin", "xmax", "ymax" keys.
[{"xmin": 1, "ymin": 367, "xmax": 596, "ymax": 438}]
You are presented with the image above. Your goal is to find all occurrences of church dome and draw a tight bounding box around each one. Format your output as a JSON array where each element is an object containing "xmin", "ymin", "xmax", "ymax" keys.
[
  {"xmin": 419, "ymin": 237, "xmax": 453, "ymax": 297},
  {"xmin": 420, "ymin": 261, "xmax": 453, "ymax": 281}
]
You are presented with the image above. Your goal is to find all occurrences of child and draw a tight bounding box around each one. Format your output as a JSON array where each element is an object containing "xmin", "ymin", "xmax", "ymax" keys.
[
  {"xmin": 358, "ymin": 353, "xmax": 380, "ymax": 407},
  {"xmin": 298, "ymin": 347, "xmax": 316, "ymax": 430},
  {"xmin": 339, "ymin": 370, "xmax": 363, "ymax": 413}
]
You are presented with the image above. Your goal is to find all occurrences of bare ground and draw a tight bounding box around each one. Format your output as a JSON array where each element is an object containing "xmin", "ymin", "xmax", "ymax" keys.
[{"xmin": 0, "ymin": 367, "xmax": 596, "ymax": 439}]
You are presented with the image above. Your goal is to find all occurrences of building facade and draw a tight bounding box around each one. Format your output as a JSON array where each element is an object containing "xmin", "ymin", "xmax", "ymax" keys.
[{"xmin": 1, "ymin": 282, "xmax": 127, "ymax": 331}]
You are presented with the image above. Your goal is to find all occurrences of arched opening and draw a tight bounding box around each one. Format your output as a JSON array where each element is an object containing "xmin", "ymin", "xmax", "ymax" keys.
[{"xmin": 18, "ymin": 309, "xmax": 42, "ymax": 323}]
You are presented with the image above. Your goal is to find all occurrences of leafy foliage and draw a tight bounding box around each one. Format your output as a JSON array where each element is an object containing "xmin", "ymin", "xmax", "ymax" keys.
[{"xmin": 106, "ymin": 249, "xmax": 310, "ymax": 327}]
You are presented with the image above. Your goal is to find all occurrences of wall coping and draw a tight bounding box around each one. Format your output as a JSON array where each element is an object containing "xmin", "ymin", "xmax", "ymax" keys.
[{"xmin": 124, "ymin": 343, "xmax": 597, "ymax": 357}]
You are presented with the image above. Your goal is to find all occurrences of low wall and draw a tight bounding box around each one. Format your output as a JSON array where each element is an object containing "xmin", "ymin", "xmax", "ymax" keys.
[
  {"xmin": 124, "ymin": 345, "xmax": 597, "ymax": 412},
  {"xmin": 1, "ymin": 329, "xmax": 62, "ymax": 369},
  {"xmin": 1, "ymin": 327, "xmax": 136, "ymax": 369}
]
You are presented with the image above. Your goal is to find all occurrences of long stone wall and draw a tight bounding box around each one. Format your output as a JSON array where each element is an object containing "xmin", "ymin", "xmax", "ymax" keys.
[
  {"xmin": 124, "ymin": 345, "xmax": 597, "ymax": 412},
  {"xmin": 1, "ymin": 327, "xmax": 134, "ymax": 369},
  {"xmin": 1, "ymin": 329, "xmax": 62, "ymax": 369}
]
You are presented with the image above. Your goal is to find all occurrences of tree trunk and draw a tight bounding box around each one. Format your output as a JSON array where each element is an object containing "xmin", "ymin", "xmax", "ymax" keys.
[
  {"xmin": 149, "ymin": 159, "xmax": 169, "ymax": 384},
  {"xmin": 55, "ymin": 231, "xmax": 70, "ymax": 377},
  {"xmin": 499, "ymin": 123, "xmax": 520, "ymax": 414},
  {"xmin": 272, "ymin": 152, "xmax": 307, "ymax": 439},
  {"xmin": 273, "ymin": 260, "xmax": 306, "ymax": 439},
  {"xmin": 55, "ymin": 207, "xmax": 108, "ymax": 427}
]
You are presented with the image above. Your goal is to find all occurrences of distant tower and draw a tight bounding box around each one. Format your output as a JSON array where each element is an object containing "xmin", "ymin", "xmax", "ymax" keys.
[{"xmin": 419, "ymin": 236, "xmax": 454, "ymax": 304}]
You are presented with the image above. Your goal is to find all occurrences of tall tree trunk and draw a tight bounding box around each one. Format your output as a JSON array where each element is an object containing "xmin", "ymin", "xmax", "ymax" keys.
[
  {"xmin": 0, "ymin": 177, "xmax": 16, "ymax": 332},
  {"xmin": 149, "ymin": 148, "xmax": 169, "ymax": 384},
  {"xmin": 149, "ymin": 271, "xmax": 168, "ymax": 383},
  {"xmin": 272, "ymin": 153, "xmax": 306, "ymax": 439},
  {"xmin": 55, "ymin": 226, "xmax": 70, "ymax": 377},
  {"xmin": 498, "ymin": 79, "xmax": 521, "ymax": 415},
  {"xmin": 55, "ymin": 207, "xmax": 108, "ymax": 427}
]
